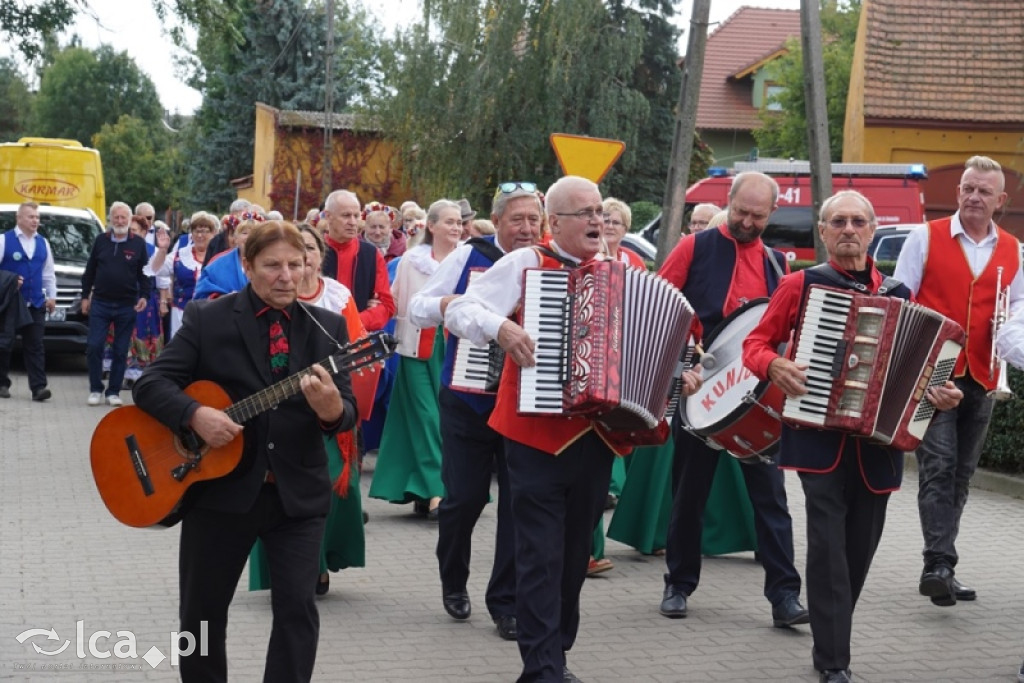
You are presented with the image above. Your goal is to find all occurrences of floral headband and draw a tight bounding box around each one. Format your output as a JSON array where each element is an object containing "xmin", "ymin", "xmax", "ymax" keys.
[
  {"xmin": 362, "ymin": 201, "xmax": 397, "ymax": 223},
  {"xmin": 222, "ymin": 211, "xmax": 267, "ymax": 232}
]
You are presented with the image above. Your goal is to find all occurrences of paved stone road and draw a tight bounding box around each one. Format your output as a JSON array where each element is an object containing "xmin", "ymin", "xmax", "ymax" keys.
[{"xmin": 1, "ymin": 359, "xmax": 1023, "ymax": 681}]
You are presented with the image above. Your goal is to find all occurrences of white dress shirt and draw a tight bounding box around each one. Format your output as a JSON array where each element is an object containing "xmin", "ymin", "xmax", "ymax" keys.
[
  {"xmin": 893, "ymin": 211, "xmax": 1024, "ymax": 315},
  {"xmin": 408, "ymin": 240, "xmax": 509, "ymax": 329},
  {"xmin": 0, "ymin": 227, "xmax": 57, "ymax": 301},
  {"xmin": 445, "ymin": 242, "xmax": 582, "ymax": 346}
]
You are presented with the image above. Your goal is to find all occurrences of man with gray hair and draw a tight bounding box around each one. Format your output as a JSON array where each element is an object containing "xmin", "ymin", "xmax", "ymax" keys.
[
  {"xmin": 321, "ymin": 189, "xmax": 395, "ymax": 332},
  {"xmin": 446, "ymin": 176, "xmax": 702, "ymax": 682},
  {"xmin": 81, "ymin": 201, "xmax": 151, "ymax": 406},
  {"xmin": 409, "ymin": 182, "xmax": 543, "ymax": 642},
  {"xmin": 688, "ymin": 202, "xmax": 720, "ymax": 233},
  {"xmin": 895, "ymin": 155, "xmax": 1023, "ymax": 607}
]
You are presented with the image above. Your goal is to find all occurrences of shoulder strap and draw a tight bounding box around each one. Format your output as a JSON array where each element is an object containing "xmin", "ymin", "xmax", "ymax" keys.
[
  {"xmin": 763, "ymin": 243, "xmax": 786, "ymax": 280},
  {"xmin": 808, "ymin": 262, "xmax": 904, "ymax": 295},
  {"xmin": 534, "ymin": 245, "xmax": 578, "ymax": 269},
  {"xmin": 465, "ymin": 237, "xmax": 504, "ymax": 263}
]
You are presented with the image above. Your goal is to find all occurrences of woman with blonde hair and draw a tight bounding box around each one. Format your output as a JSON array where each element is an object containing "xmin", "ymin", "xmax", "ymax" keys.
[{"xmin": 369, "ymin": 199, "xmax": 462, "ymax": 518}]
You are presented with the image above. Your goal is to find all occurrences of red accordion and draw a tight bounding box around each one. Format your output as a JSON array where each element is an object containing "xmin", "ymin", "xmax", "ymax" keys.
[
  {"xmin": 782, "ymin": 284, "xmax": 965, "ymax": 451},
  {"xmin": 517, "ymin": 260, "xmax": 694, "ymax": 432}
]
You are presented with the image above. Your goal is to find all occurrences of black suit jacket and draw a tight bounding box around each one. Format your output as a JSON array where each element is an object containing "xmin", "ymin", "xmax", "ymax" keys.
[{"xmin": 132, "ymin": 286, "xmax": 357, "ymax": 518}]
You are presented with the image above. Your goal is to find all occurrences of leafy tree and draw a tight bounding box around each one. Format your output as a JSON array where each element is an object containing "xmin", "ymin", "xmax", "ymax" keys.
[
  {"xmin": 187, "ymin": 0, "xmax": 380, "ymax": 210},
  {"xmin": 93, "ymin": 114, "xmax": 184, "ymax": 211},
  {"xmin": 0, "ymin": 59, "xmax": 33, "ymax": 142},
  {"xmin": 32, "ymin": 46, "xmax": 164, "ymax": 146},
  {"xmin": 2, "ymin": 1, "xmax": 243, "ymax": 62},
  {"xmin": 374, "ymin": 0, "xmax": 663, "ymax": 211},
  {"xmin": 753, "ymin": 0, "xmax": 860, "ymax": 161}
]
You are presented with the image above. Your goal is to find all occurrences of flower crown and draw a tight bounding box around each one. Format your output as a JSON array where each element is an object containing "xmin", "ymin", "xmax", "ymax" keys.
[
  {"xmin": 362, "ymin": 201, "xmax": 397, "ymax": 223},
  {"xmin": 222, "ymin": 211, "xmax": 267, "ymax": 232}
]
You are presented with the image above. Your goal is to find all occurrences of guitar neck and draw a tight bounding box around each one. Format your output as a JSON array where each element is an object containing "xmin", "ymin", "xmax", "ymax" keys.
[
  {"xmin": 221, "ymin": 331, "xmax": 395, "ymax": 425},
  {"xmin": 225, "ymin": 358, "xmax": 334, "ymax": 424}
]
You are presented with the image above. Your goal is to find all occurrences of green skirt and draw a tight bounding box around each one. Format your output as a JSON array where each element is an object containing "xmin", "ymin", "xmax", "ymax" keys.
[
  {"xmin": 248, "ymin": 434, "xmax": 365, "ymax": 591},
  {"xmin": 606, "ymin": 436, "xmax": 757, "ymax": 556},
  {"xmin": 367, "ymin": 331, "xmax": 446, "ymax": 504}
]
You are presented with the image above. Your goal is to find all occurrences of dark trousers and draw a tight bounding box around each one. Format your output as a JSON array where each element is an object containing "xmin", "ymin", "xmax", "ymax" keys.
[
  {"xmin": 436, "ymin": 387, "xmax": 515, "ymax": 618},
  {"xmin": 916, "ymin": 376, "xmax": 993, "ymax": 571},
  {"xmin": 0, "ymin": 307, "xmax": 46, "ymax": 391},
  {"xmin": 178, "ymin": 485, "xmax": 325, "ymax": 683},
  {"xmin": 85, "ymin": 297, "xmax": 136, "ymax": 396},
  {"xmin": 665, "ymin": 422, "xmax": 800, "ymax": 605},
  {"xmin": 799, "ymin": 449, "xmax": 889, "ymax": 672},
  {"xmin": 506, "ymin": 431, "xmax": 614, "ymax": 683}
]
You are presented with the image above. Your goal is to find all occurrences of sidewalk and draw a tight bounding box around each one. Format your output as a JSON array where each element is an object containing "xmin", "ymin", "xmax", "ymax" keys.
[{"xmin": 1, "ymin": 363, "xmax": 1023, "ymax": 681}]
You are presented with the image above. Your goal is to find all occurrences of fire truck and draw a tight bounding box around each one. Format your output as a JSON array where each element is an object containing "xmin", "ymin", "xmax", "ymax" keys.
[{"xmin": 681, "ymin": 160, "xmax": 928, "ymax": 261}]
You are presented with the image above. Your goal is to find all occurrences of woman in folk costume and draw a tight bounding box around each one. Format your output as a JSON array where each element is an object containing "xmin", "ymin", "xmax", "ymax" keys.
[
  {"xmin": 606, "ymin": 205, "xmax": 758, "ymax": 560},
  {"xmin": 368, "ymin": 199, "xmax": 462, "ymax": 518},
  {"xmin": 249, "ymin": 224, "xmax": 377, "ymax": 596}
]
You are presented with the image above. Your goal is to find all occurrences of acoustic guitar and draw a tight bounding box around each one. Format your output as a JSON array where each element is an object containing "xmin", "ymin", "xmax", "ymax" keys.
[{"xmin": 90, "ymin": 331, "xmax": 396, "ymax": 528}]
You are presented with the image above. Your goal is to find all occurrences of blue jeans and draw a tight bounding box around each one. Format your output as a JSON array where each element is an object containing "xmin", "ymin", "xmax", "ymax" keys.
[
  {"xmin": 915, "ymin": 377, "xmax": 994, "ymax": 570},
  {"xmin": 86, "ymin": 297, "xmax": 137, "ymax": 396}
]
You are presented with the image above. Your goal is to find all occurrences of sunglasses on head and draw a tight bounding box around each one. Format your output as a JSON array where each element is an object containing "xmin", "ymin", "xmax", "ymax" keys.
[{"xmin": 497, "ymin": 181, "xmax": 538, "ymax": 195}]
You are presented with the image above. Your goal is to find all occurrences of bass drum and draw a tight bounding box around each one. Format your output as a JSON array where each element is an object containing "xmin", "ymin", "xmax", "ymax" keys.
[{"xmin": 681, "ymin": 299, "xmax": 784, "ymax": 464}]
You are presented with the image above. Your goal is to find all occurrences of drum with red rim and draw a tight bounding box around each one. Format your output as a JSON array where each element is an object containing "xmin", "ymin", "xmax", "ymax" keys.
[{"xmin": 681, "ymin": 299, "xmax": 784, "ymax": 463}]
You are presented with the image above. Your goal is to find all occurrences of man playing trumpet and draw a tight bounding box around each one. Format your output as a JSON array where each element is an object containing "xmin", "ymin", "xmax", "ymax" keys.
[{"xmin": 893, "ymin": 155, "xmax": 1024, "ymax": 607}]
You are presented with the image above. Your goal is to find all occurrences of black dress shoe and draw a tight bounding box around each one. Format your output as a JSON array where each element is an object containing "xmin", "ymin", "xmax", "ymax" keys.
[
  {"xmin": 563, "ymin": 665, "xmax": 583, "ymax": 682},
  {"xmin": 442, "ymin": 592, "xmax": 471, "ymax": 620},
  {"xmin": 953, "ymin": 577, "xmax": 976, "ymax": 601},
  {"xmin": 772, "ymin": 596, "xmax": 810, "ymax": 627},
  {"xmin": 494, "ymin": 614, "xmax": 517, "ymax": 640},
  {"xmin": 315, "ymin": 573, "xmax": 329, "ymax": 596},
  {"xmin": 0, "ymin": 386, "xmax": 10, "ymax": 398},
  {"xmin": 919, "ymin": 565, "xmax": 956, "ymax": 606},
  {"xmin": 819, "ymin": 668, "xmax": 852, "ymax": 683},
  {"xmin": 659, "ymin": 585, "xmax": 688, "ymax": 618},
  {"xmin": 31, "ymin": 387, "xmax": 51, "ymax": 402}
]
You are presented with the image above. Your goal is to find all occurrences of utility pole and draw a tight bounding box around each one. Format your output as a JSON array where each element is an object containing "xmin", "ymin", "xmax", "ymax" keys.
[
  {"xmin": 656, "ymin": 0, "xmax": 711, "ymax": 268},
  {"xmin": 322, "ymin": 0, "xmax": 335, "ymax": 203},
  {"xmin": 801, "ymin": 0, "xmax": 831, "ymax": 263}
]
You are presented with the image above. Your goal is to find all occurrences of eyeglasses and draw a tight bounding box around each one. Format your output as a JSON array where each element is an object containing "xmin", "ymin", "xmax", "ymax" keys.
[
  {"xmin": 603, "ymin": 215, "xmax": 625, "ymax": 228},
  {"xmin": 498, "ymin": 181, "xmax": 538, "ymax": 194},
  {"xmin": 826, "ymin": 216, "xmax": 870, "ymax": 229},
  {"xmin": 689, "ymin": 220, "xmax": 710, "ymax": 227},
  {"xmin": 555, "ymin": 208, "xmax": 604, "ymax": 221},
  {"xmin": 192, "ymin": 227, "xmax": 213, "ymax": 234}
]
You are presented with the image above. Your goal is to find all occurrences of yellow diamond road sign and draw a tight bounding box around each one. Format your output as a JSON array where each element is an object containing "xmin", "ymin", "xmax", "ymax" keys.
[{"xmin": 549, "ymin": 133, "xmax": 626, "ymax": 184}]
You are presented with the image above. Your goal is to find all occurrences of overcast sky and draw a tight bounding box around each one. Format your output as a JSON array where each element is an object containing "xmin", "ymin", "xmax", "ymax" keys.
[{"xmin": 61, "ymin": 0, "xmax": 802, "ymax": 115}]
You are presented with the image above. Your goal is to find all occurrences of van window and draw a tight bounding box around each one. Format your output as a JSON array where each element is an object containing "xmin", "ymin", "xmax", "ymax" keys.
[
  {"xmin": 871, "ymin": 234, "xmax": 907, "ymax": 262},
  {"xmin": 0, "ymin": 210, "xmax": 103, "ymax": 264}
]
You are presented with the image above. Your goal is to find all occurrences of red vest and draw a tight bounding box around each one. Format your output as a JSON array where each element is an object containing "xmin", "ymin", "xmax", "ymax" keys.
[
  {"xmin": 487, "ymin": 249, "xmax": 632, "ymax": 456},
  {"xmin": 916, "ymin": 217, "xmax": 1020, "ymax": 390}
]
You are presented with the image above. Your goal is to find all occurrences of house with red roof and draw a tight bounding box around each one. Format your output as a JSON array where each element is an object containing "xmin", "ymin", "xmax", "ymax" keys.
[{"xmin": 692, "ymin": 7, "xmax": 801, "ymax": 166}]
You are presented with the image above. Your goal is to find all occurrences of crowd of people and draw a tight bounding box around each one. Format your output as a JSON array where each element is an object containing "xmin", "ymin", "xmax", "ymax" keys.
[{"xmin": 3, "ymin": 153, "xmax": 1019, "ymax": 682}]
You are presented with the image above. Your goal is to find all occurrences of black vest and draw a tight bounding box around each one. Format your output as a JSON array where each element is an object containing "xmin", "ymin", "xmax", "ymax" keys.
[
  {"xmin": 322, "ymin": 239, "xmax": 380, "ymax": 312},
  {"xmin": 681, "ymin": 228, "xmax": 786, "ymax": 334}
]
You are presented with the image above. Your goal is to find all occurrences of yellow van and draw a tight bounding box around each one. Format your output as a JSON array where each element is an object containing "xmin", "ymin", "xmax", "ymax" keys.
[{"xmin": 0, "ymin": 137, "xmax": 106, "ymax": 219}]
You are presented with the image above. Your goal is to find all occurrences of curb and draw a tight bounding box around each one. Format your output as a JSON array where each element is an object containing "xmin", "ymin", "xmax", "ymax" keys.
[{"xmin": 903, "ymin": 452, "xmax": 1024, "ymax": 501}]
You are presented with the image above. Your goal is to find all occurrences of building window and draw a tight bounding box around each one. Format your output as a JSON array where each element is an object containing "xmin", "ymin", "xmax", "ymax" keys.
[{"xmin": 764, "ymin": 83, "xmax": 785, "ymax": 111}]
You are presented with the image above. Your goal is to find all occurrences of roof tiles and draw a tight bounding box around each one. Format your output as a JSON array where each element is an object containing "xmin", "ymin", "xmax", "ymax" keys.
[{"xmin": 863, "ymin": 0, "xmax": 1024, "ymax": 123}]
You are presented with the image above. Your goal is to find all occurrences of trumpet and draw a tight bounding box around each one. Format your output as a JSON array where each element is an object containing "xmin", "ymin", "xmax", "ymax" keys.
[{"xmin": 989, "ymin": 266, "xmax": 1014, "ymax": 401}]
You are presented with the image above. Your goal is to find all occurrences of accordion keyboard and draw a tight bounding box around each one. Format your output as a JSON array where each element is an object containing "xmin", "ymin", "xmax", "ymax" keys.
[{"xmin": 519, "ymin": 269, "xmax": 571, "ymax": 414}]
